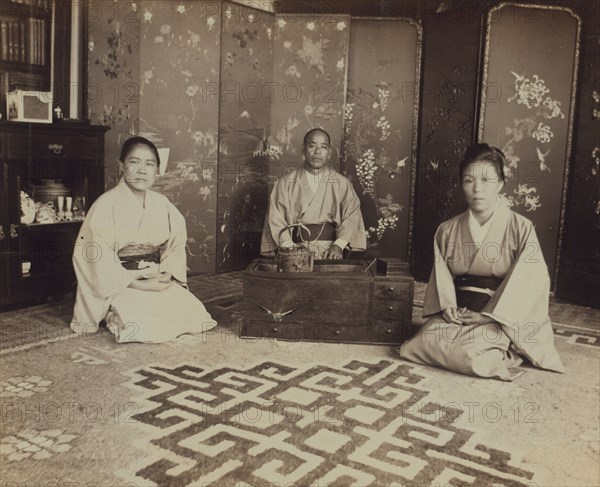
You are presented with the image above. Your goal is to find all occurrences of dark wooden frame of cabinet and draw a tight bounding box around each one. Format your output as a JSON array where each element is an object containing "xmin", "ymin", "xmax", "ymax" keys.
[{"xmin": 0, "ymin": 121, "xmax": 108, "ymax": 308}]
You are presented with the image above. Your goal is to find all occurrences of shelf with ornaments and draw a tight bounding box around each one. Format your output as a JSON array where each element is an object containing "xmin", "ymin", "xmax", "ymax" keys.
[{"xmin": 19, "ymin": 180, "xmax": 88, "ymax": 227}]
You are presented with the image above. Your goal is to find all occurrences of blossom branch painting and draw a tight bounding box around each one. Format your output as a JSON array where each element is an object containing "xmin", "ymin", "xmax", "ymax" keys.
[
  {"xmin": 498, "ymin": 71, "xmax": 566, "ymax": 212},
  {"xmin": 343, "ymin": 19, "xmax": 420, "ymax": 259}
]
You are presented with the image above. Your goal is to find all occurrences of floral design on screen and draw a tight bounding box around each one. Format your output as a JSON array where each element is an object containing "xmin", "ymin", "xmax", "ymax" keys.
[
  {"xmin": 344, "ymin": 83, "xmax": 406, "ymax": 248},
  {"xmin": 499, "ymin": 72, "xmax": 565, "ymax": 211}
]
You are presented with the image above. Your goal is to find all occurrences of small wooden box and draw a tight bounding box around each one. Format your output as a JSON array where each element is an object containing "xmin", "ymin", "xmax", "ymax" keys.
[{"xmin": 241, "ymin": 258, "xmax": 416, "ymax": 344}]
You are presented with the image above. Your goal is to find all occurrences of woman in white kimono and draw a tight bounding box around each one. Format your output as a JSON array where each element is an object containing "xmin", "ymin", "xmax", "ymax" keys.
[
  {"xmin": 70, "ymin": 137, "xmax": 217, "ymax": 343},
  {"xmin": 399, "ymin": 143, "xmax": 564, "ymax": 380}
]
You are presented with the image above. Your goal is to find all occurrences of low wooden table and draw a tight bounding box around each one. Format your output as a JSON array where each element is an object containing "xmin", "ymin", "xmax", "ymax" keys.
[{"xmin": 241, "ymin": 258, "xmax": 416, "ymax": 344}]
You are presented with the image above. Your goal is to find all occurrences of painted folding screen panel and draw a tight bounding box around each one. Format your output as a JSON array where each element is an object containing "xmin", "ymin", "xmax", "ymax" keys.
[
  {"xmin": 269, "ymin": 14, "xmax": 350, "ymax": 179},
  {"xmin": 217, "ymin": 3, "xmax": 273, "ymax": 272},
  {"xmin": 410, "ymin": 12, "xmax": 482, "ymax": 281},
  {"xmin": 343, "ymin": 18, "xmax": 421, "ymax": 260},
  {"xmin": 138, "ymin": 0, "xmax": 221, "ymax": 274},
  {"xmin": 87, "ymin": 0, "xmax": 141, "ymax": 190},
  {"xmin": 557, "ymin": 3, "xmax": 600, "ymax": 307},
  {"xmin": 479, "ymin": 4, "xmax": 580, "ymax": 283}
]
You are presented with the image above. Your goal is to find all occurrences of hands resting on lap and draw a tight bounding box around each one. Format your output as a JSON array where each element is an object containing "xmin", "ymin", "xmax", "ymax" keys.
[
  {"xmin": 128, "ymin": 271, "xmax": 175, "ymax": 292},
  {"xmin": 442, "ymin": 307, "xmax": 496, "ymax": 326}
]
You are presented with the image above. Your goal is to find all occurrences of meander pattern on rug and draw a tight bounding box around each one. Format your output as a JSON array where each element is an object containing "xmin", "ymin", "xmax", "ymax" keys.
[
  {"xmin": 1, "ymin": 278, "xmax": 599, "ymax": 486},
  {"xmin": 124, "ymin": 359, "xmax": 537, "ymax": 487}
]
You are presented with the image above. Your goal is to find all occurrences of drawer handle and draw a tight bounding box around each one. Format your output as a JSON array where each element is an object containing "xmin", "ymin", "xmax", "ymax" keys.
[
  {"xmin": 272, "ymin": 327, "xmax": 278, "ymax": 333},
  {"xmin": 387, "ymin": 306, "xmax": 394, "ymax": 311},
  {"xmin": 48, "ymin": 143, "xmax": 63, "ymax": 154},
  {"xmin": 10, "ymin": 224, "xmax": 19, "ymax": 238},
  {"xmin": 0, "ymin": 225, "xmax": 4, "ymax": 240},
  {"xmin": 388, "ymin": 287, "xmax": 395, "ymax": 291},
  {"xmin": 386, "ymin": 329, "xmax": 392, "ymax": 334},
  {"xmin": 334, "ymin": 330, "xmax": 340, "ymax": 335}
]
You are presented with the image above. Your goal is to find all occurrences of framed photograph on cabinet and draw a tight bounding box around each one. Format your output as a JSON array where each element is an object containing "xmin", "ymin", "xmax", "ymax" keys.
[{"xmin": 6, "ymin": 90, "xmax": 52, "ymax": 123}]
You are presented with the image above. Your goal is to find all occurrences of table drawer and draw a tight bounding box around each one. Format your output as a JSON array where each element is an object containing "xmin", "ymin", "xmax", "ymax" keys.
[
  {"xmin": 374, "ymin": 280, "xmax": 412, "ymax": 300},
  {"xmin": 372, "ymin": 297, "xmax": 412, "ymax": 321}
]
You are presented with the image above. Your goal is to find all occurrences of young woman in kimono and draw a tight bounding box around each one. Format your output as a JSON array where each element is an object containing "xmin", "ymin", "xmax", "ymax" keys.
[
  {"xmin": 399, "ymin": 143, "xmax": 564, "ymax": 380},
  {"xmin": 70, "ymin": 137, "xmax": 217, "ymax": 343}
]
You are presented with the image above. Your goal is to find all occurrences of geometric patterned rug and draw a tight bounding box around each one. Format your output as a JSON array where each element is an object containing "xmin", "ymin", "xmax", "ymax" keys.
[
  {"xmin": 126, "ymin": 359, "xmax": 537, "ymax": 486},
  {"xmin": 1, "ymin": 275, "xmax": 599, "ymax": 487}
]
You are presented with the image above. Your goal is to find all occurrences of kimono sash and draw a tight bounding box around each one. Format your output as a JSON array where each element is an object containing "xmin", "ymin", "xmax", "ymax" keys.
[
  {"xmin": 454, "ymin": 274, "xmax": 503, "ymax": 312},
  {"xmin": 291, "ymin": 222, "xmax": 336, "ymax": 243},
  {"xmin": 118, "ymin": 246, "xmax": 161, "ymax": 270}
]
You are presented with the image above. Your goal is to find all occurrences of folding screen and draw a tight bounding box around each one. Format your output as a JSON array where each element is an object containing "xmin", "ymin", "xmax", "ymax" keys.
[
  {"xmin": 343, "ymin": 18, "xmax": 421, "ymax": 260},
  {"xmin": 217, "ymin": 3, "xmax": 274, "ymax": 272},
  {"xmin": 479, "ymin": 3, "xmax": 581, "ymax": 283},
  {"xmin": 88, "ymin": 4, "xmax": 421, "ymax": 274}
]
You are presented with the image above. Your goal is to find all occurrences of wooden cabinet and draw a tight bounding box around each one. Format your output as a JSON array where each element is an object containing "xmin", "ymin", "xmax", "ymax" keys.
[
  {"xmin": 0, "ymin": 121, "xmax": 108, "ymax": 308},
  {"xmin": 241, "ymin": 258, "xmax": 416, "ymax": 345}
]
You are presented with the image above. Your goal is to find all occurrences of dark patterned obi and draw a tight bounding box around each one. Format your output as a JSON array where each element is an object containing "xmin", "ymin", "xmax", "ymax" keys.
[
  {"xmin": 291, "ymin": 222, "xmax": 337, "ymax": 243},
  {"xmin": 118, "ymin": 244, "xmax": 161, "ymax": 271},
  {"xmin": 453, "ymin": 274, "xmax": 503, "ymax": 312}
]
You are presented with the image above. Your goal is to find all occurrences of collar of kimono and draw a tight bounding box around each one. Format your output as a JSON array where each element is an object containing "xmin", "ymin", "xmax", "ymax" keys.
[
  {"xmin": 460, "ymin": 201, "xmax": 512, "ymax": 272},
  {"xmin": 300, "ymin": 166, "xmax": 333, "ymax": 195},
  {"xmin": 467, "ymin": 199, "xmax": 500, "ymax": 244},
  {"xmin": 302, "ymin": 166, "xmax": 331, "ymax": 191},
  {"xmin": 297, "ymin": 167, "xmax": 334, "ymax": 220},
  {"xmin": 117, "ymin": 177, "xmax": 152, "ymax": 210}
]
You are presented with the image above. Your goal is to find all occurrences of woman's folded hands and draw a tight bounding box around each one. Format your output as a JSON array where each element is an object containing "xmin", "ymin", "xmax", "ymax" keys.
[
  {"xmin": 128, "ymin": 271, "xmax": 174, "ymax": 292},
  {"xmin": 442, "ymin": 307, "xmax": 496, "ymax": 326}
]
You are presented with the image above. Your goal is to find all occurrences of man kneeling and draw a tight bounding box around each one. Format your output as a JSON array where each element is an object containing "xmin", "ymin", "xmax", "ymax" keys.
[{"xmin": 260, "ymin": 128, "xmax": 367, "ymax": 259}]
